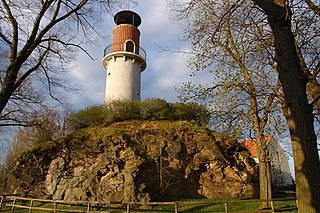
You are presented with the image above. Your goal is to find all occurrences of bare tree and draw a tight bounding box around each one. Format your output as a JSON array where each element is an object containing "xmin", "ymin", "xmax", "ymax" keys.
[
  {"xmin": 2, "ymin": 107, "xmax": 71, "ymax": 193},
  {"xmin": 0, "ymin": 0, "xmax": 133, "ymax": 127},
  {"xmin": 291, "ymin": 1, "xmax": 320, "ymax": 122},
  {"xmin": 173, "ymin": 0, "xmax": 284, "ymax": 208},
  {"xmin": 170, "ymin": 0, "xmax": 320, "ymax": 211},
  {"xmin": 17, "ymin": 108, "xmax": 69, "ymax": 145},
  {"xmin": 252, "ymin": 1, "xmax": 320, "ymax": 212}
]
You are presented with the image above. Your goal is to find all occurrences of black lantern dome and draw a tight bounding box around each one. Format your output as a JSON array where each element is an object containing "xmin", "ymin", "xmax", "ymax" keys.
[{"xmin": 114, "ymin": 10, "xmax": 141, "ymax": 27}]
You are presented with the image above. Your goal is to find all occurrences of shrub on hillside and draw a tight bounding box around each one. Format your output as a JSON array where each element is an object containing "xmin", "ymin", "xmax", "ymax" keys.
[
  {"xmin": 169, "ymin": 102, "xmax": 210, "ymax": 126},
  {"xmin": 66, "ymin": 99, "xmax": 210, "ymax": 131},
  {"xmin": 66, "ymin": 105, "xmax": 108, "ymax": 130},
  {"xmin": 106, "ymin": 100, "xmax": 141, "ymax": 121},
  {"xmin": 140, "ymin": 98, "xmax": 171, "ymax": 120}
]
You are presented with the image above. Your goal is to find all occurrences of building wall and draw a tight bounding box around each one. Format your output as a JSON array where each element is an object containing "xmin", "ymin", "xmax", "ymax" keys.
[
  {"xmin": 267, "ymin": 138, "xmax": 293, "ymax": 187},
  {"xmin": 105, "ymin": 56, "xmax": 141, "ymax": 101},
  {"xmin": 240, "ymin": 136, "xmax": 293, "ymax": 187}
]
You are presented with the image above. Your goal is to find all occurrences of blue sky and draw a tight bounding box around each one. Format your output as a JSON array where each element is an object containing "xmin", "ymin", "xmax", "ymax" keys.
[{"xmin": 66, "ymin": 0, "xmax": 210, "ymax": 110}]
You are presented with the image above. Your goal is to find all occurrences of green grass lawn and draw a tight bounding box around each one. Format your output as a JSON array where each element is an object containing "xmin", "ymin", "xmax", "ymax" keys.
[{"xmin": 169, "ymin": 198, "xmax": 297, "ymax": 213}]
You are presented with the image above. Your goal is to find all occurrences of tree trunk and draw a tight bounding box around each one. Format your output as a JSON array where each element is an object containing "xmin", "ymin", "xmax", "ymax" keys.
[
  {"xmin": 297, "ymin": 45, "xmax": 320, "ymax": 117},
  {"xmin": 307, "ymin": 78, "xmax": 320, "ymax": 117},
  {"xmin": 266, "ymin": 6, "xmax": 320, "ymax": 213},
  {"xmin": 256, "ymin": 135, "xmax": 272, "ymax": 209},
  {"xmin": 0, "ymin": 66, "xmax": 20, "ymax": 114},
  {"xmin": 266, "ymin": 160, "xmax": 272, "ymax": 201}
]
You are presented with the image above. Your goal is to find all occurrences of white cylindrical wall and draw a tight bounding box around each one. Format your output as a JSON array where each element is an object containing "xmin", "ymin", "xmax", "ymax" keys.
[{"xmin": 105, "ymin": 56, "xmax": 142, "ymax": 101}]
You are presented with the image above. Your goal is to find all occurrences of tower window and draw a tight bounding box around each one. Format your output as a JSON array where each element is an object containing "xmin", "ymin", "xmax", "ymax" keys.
[{"xmin": 125, "ymin": 40, "xmax": 134, "ymax": 53}]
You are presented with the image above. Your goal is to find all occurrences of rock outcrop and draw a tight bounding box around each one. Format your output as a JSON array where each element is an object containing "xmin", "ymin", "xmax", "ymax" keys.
[{"xmin": 8, "ymin": 120, "xmax": 258, "ymax": 201}]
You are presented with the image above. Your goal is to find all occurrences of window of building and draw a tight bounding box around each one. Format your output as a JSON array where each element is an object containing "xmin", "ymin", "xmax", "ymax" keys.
[{"xmin": 125, "ymin": 40, "xmax": 134, "ymax": 53}]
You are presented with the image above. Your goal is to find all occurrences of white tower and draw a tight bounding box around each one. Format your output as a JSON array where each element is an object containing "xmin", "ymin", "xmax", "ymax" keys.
[{"xmin": 102, "ymin": 11, "xmax": 147, "ymax": 102}]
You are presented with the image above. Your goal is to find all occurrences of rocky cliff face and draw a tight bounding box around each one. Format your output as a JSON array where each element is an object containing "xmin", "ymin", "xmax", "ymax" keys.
[{"xmin": 8, "ymin": 120, "xmax": 258, "ymax": 201}]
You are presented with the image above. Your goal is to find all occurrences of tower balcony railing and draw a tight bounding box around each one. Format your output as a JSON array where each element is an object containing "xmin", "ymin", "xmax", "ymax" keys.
[{"xmin": 104, "ymin": 44, "xmax": 146, "ymax": 61}]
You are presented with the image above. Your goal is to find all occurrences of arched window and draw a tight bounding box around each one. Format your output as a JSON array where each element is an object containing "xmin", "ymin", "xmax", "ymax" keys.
[{"xmin": 125, "ymin": 40, "xmax": 134, "ymax": 53}]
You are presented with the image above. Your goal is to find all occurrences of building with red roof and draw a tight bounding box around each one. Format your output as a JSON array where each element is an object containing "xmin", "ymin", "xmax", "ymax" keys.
[{"xmin": 240, "ymin": 136, "xmax": 293, "ymax": 187}]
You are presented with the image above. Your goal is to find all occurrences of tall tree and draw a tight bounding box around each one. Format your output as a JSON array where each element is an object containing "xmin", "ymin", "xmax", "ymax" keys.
[
  {"xmin": 252, "ymin": 1, "xmax": 320, "ymax": 212},
  {"xmin": 174, "ymin": 0, "xmax": 283, "ymax": 208},
  {"xmin": 291, "ymin": 0, "xmax": 320, "ymax": 121},
  {"xmin": 170, "ymin": 0, "xmax": 320, "ymax": 211},
  {"xmin": 0, "ymin": 0, "xmax": 132, "ymax": 126}
]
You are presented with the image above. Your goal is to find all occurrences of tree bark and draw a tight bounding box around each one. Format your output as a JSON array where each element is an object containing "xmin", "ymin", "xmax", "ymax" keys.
[
  {"xmin": 306, "ymin": 79, "xmax": 320, "ymax": 117},
  {"xmin": 296, "ymin": 45, "xmax": 320, "ymax": 117},
  {"xmin": 252, "ymin": 0, "xmax": 320, "ymax": 212},
  {"xmin": 255, "ymin": 134, "xmax": 272, "ymax": 209},
  {"xmin": 0, "ymin": 65, "xmax": 21, "ymax": 113},
  {"xmin": 304, "ymin": 0, "xmax": 320, "ymax": 16}
]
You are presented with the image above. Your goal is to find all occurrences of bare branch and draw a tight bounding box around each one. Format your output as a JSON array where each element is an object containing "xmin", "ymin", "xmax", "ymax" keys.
[
  {"xmin": 304, "ymin": 0, "xmax": 320, "ymax": 16},
  {"xmin": 0, "ymin": 31, "xmax": 11, "ymax": 45},
  {"xmin": 1, "ymin": 0, "xmax": 18, "ymax": 61},
  {"xmin": 260, "ymin": 80, "xmax": 281, "ymax": 128},
  {"xmin": 40, "ymin": 64, "xmax": 62, "ymax": 104},
  {"xmin": 41, "ymin": 37, "xmax": 95, "ymax": 60},
  {"xmin": 210, "ymin": 0, "xmax": 245, "ymax": 43},
  {"xmin": 51, "ymin": 0, "xmax": 62, "ymax": 21},
  {"xmin": 14, "ymin": 49, "xmax": 51, "ymax": 91}
]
